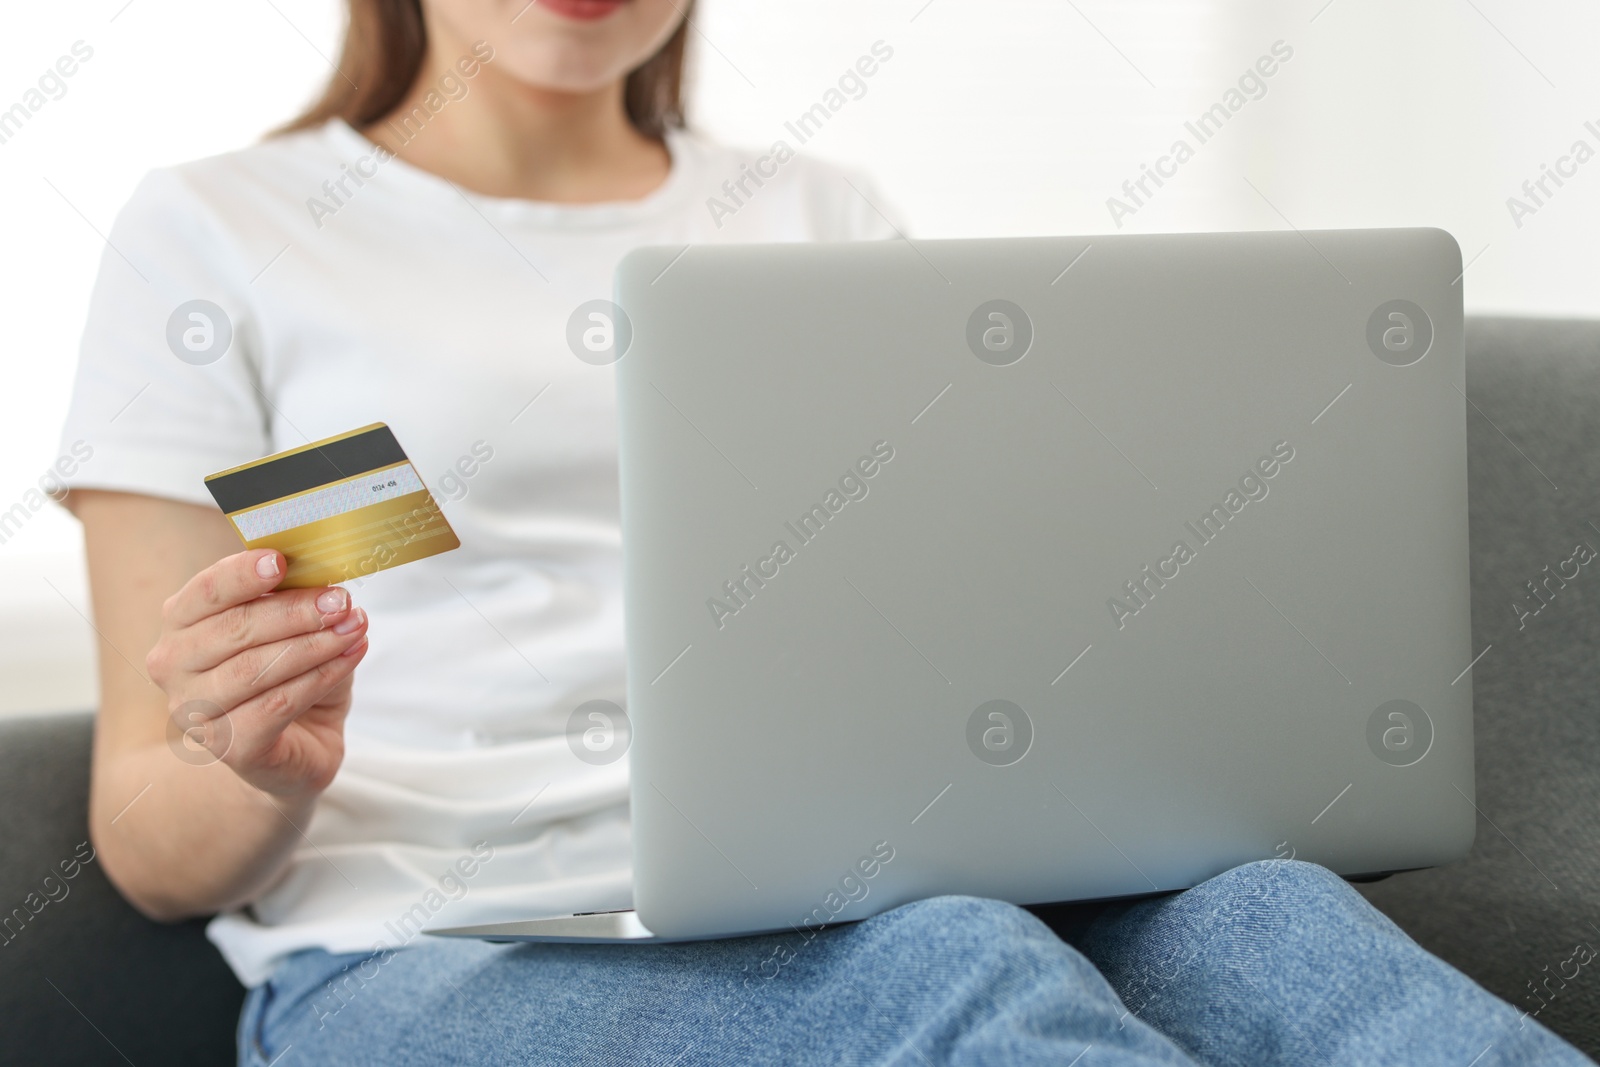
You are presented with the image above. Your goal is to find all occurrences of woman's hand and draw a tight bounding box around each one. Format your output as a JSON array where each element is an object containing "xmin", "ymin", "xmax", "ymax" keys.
[{"xmin": 144, "ymin": 547, "xmax": 369, "ymax": 800}]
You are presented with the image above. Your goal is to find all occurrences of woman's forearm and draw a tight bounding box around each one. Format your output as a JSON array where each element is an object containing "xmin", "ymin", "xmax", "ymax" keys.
[
  {"xmin": 90, "ymin": 739, "xmax": 313, "ymax": 921},
  {"xmin": 74, "ymin": 490, "xmax": 365, "ymax": 922}
]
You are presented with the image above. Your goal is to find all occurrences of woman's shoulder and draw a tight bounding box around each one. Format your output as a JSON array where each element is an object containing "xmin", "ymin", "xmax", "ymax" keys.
[
  {"xmin": 675, "ymin": 129, "xmax": 879, "ymax": 199},
  {"xmin": 672, "ymin": 129, "xmax": 905, "ymax": 241},
  {"xmin": 118, "ymin": 123, "xmax": 356, "ymax": 235}
]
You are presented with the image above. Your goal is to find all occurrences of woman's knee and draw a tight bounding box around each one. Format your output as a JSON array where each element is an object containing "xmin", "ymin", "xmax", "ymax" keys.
[
  {"xmin": 1185, "ymin": 858, "xmax": 1392, "ymax": 938},
  {"xmin": 865, "ymin": 894, "xmax": 1046, "ymax": 950},
  {"xmin": 847, "ymin": 895, "xmax": 1062, "ymax": 973},
  {"xmin": 1203, "ymin": 858, "xmax": 1357, "ymax": 901},
  {"xmin": 844, "ymin": 896, "xmax": 1127, "ymax": 1022}
]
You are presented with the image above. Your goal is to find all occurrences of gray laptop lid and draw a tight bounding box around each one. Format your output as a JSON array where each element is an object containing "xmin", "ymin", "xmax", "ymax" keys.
[{"xmin": 615, "ymin": 230, "xmax": 1471, "ymax": 941}]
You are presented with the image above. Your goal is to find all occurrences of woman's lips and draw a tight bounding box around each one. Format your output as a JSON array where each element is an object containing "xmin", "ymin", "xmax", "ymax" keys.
[{"xmin": 536, "ymin": 0, "xmax": 627, "ymax": 21}]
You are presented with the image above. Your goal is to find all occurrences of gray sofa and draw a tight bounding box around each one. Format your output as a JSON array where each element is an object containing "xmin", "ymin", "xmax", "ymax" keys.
[{"xmin": 2, "ymin": 316, "xmax": 1596, "ymax": 1064}]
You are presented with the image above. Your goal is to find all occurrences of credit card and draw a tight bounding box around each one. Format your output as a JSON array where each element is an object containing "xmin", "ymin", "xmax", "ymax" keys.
[{"xmin": 205, "ymin": 423, "xmax": 460, "ymax": 589}]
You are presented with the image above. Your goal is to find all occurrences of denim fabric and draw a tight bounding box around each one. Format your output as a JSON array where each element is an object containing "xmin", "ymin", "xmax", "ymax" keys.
[{"xmin": 239, "ymin": 861, "xmax": 1592, "ymax": 1066}]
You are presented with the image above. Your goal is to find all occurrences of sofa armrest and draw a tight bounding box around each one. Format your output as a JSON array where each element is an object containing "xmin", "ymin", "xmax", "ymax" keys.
[{"xmin": 1357, "ymin": 318, "xmax": 1600, "ymax": 1057}]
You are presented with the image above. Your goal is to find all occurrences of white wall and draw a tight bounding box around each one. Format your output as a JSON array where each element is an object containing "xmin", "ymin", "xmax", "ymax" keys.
[
  {"xmin": 687, "ymin": 0, "xmax": 1600, "ymax": 310},
  {"xmin": 3, "ymin": 0, "xmax": 1596, "ymax": 712}
]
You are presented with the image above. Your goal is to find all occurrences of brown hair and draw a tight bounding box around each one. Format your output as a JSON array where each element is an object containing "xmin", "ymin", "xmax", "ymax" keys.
[{"xmin": 278, "ymin": 0, "xmax": 691, "ymax": 137}]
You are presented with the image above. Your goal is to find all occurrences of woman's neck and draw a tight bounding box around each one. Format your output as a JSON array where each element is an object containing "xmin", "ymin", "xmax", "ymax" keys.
[{"xmin": 362, "ymin": 43, "xmax": 671, "ymax": 203}]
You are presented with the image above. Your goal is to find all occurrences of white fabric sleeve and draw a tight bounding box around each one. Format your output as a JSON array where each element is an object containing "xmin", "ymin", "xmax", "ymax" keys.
[
  {"xmin": 832, "ymin": 164, "xmax": 908, "ymax": 241},
  {"xmin": 769, "ymin": 147, "xmax": 908, "ymax": 244},
  {"xmin": 823, "ymin": 164, "xmax": 910, "ymax": 243},
  {"xmin": 56, "ymin": 167, "xmax": 270, "ymax": 508}
]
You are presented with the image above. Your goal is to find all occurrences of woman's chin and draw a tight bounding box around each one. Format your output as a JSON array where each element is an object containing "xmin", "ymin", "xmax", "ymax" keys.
[{"xmin": 490, "ymin": 48, "xmax": 638, "ymax": 97}]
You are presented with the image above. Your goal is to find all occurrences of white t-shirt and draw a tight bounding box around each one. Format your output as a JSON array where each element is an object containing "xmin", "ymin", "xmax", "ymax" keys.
[{"xmin": 58, "ymin": 120, "xmax": 897, "ymax": 986}]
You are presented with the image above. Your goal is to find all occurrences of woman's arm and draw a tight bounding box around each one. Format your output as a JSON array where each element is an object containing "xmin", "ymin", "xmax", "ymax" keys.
[{"xmin": 72, "ymin": 489, "xmax": 370, "ymax": 921}]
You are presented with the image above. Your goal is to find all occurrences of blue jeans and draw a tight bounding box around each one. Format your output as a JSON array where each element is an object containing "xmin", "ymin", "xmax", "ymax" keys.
[{"xmin": 239, "ymin": 860, "xmax": 1589, "ymax": 1066}]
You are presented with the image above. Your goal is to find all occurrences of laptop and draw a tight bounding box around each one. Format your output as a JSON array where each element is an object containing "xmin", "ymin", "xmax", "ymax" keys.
[{"xmin": 431, "ymin": 228, "xmax": 1473, "ymax": 944}]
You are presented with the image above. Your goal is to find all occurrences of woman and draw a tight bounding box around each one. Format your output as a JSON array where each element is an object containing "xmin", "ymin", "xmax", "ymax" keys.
[{"xmin": 58, "ymin": 1, "xmax": 1589, "ymax": 1064}]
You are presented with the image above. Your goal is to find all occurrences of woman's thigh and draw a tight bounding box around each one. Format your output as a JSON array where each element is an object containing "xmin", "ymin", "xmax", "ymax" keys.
[{"xmin": 240, "ymin": 895, "xmax": 1200, "ymax": 1067}]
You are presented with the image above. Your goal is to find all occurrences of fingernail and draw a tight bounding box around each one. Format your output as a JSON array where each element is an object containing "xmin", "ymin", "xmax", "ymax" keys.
[
  {"xmin": 256, "ymin": 553, "xmax": 280, "ymax": 579},
  {"xmin": 333, "ymin": 608, "xmax": 365, "ymax": 635},
  {"xmin": 341, "ymin": 635, "xmax": 369, "ymax": 657},
  {"xmin": 316, "ymin": 588, "xmax": 348, "ymax": 614}
]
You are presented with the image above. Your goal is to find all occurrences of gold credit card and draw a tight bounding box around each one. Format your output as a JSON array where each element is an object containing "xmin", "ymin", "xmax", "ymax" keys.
[{"xmin": 205, "ymin": 423, "xmax": 460, "ymax": 589}]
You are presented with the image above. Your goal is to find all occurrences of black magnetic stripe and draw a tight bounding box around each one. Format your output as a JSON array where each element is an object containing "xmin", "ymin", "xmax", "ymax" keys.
[{"xmin": 206, "ymin": 426, "xmax": 408, "ymax": 514}]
